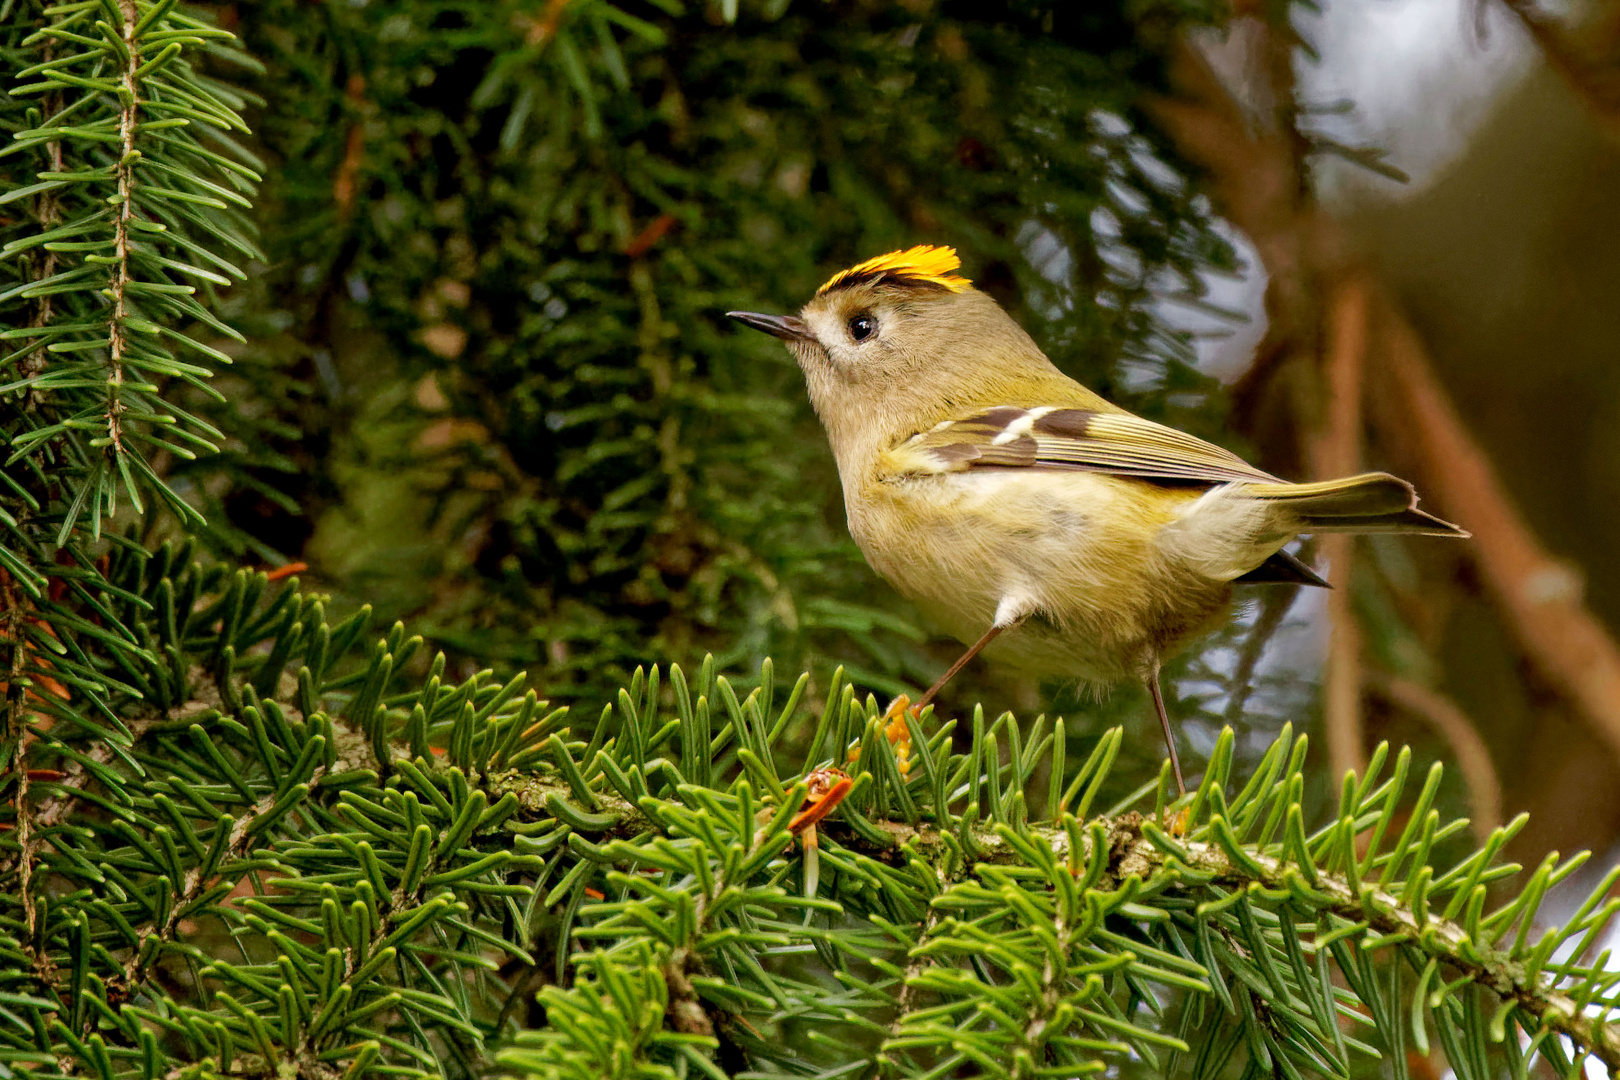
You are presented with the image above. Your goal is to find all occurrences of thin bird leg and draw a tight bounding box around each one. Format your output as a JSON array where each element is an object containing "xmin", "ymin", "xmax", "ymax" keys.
[
  {"xmin": 1148, "ymin": 661, "xmax": 1186, "ymax": 797},
  {"xmin": 913, "ymin": 624, "xmax": 1007, "ymax": 714}
]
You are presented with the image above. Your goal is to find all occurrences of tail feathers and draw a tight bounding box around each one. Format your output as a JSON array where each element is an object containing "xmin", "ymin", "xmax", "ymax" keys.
[
  {"xmin": 1303, "ymin": 506, "xmax": 1469, "ymax": 536},
  {"xmin": 1246, "ymin": 472, "xmax": 1470, "ymax": 538}
]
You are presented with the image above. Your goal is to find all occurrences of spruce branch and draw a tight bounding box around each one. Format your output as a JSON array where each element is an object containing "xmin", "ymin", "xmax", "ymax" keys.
[
  {"xmin": 2, "ymin": 0, "xmax": 261, "ymax": 543},
  {"xmin": 0, "ymin": 536, "xmax": 1615, "ymax": 1080},
  {"xmin": 506, "ymin": 765, "xmax": 1620, "ymax": 1075}
]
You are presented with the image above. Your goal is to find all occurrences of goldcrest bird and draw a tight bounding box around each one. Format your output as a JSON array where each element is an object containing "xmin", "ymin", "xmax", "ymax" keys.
[{"xmin": 728, "ymin": 246, "xmax": 1466, "ymax": 793}]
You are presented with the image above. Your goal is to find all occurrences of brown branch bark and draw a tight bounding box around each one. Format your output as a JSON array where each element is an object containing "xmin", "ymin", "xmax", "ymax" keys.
[
  {"xmin": 1314, "ymin": 277, "xmax": 1371, "ymax": 781},
  {"xmin": 105, "ymin": 0, "xmax": 142, "ymax": 455},
  {"xmin": 1380, "ymin": 317, "xmax": 1620, "ymax": 764}
]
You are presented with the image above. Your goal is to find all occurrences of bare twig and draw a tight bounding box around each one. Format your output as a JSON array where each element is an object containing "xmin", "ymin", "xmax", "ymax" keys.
[
  {"xmin": 1314, "ymin": 277, "xmax": 1371, "ymax": 780},
  {"xmin": 333, "ymin": 74, "xmax": 368, "ymax": 215}
]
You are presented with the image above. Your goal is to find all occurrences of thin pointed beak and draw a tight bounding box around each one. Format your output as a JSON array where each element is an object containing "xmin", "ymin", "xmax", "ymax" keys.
[{"xmin": 727, "ymin": 310, "xmax": 810, "ymax": 342}]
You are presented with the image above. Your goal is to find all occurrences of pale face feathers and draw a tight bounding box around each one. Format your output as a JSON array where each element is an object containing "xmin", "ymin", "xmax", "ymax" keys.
[
  {"xmin": 787, "ymin": 282, "xmax": 1095, "ymax": 476},
  {"xmin": 793, "ymin": 282, "xmax": 1050, "ymax": 391},
  {"xmin": 792, "ymin": 284, "xmax": 914, "ymax": 386}
]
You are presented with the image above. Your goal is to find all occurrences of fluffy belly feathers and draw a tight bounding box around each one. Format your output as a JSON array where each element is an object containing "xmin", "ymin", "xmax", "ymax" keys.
[{"xmin": 848, "ymin": 470, "xmax": 1272, "ymax": 683}]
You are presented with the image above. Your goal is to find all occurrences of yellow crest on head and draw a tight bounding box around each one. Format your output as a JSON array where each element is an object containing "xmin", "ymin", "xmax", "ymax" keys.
[{"xmin": 817, "ymin": 245, "xmax": 971, "ymax": 295}]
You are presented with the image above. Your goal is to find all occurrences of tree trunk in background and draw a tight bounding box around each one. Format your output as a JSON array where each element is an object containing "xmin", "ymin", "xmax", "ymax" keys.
[
  {"xmin": 1156, "ymin": 26, "xmax": 1620, "ymax": 874},
  {"xmin": 1349, "ymin": 61, "xmax": 1620, "ymax": 864}
]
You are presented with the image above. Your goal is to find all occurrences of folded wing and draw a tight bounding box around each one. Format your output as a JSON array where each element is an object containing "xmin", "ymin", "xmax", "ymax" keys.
[
  {"xmin": 899, "ymin": 406, "xmax": 1279, "ymax": 484},
  {"xmin": 895, "ymin": 405, "xmax": 1467, "ymax": 538}
]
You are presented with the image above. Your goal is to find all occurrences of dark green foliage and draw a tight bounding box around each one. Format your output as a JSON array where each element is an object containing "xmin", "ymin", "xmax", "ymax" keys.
[
  {"xmin": 6, "ymin": 538, "xmax": 1616, "ymax": 1079},
  {"xmin": 198, "ymin": 0, "xmax": 1241, "ymax": 705}
]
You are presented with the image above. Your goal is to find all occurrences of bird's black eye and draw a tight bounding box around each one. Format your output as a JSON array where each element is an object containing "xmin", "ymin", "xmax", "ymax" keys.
[{"xmin": 848, "ymin": 314, "xmax": 876, "ymax": 342}]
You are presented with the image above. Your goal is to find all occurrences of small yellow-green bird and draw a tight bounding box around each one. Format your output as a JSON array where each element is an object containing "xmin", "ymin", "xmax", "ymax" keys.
[{"xmin": 728, "ymin": 245, "xmax": 1466, "ymax": 793}]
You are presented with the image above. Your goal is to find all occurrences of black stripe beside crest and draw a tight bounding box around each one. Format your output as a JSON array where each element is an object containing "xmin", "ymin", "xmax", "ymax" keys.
[{"xmin": 820, "ymin": 270, "xmax": 959, "ymax": 295}]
